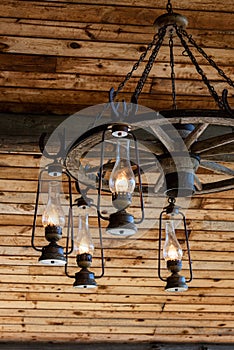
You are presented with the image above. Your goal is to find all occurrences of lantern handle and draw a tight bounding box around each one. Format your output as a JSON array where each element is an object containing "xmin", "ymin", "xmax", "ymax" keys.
[
  {"xmin": 158, "ymin": 209, "xmax": 168, "ymax": 282},
  {"xmin": 128, "ymin": 130, "xmax": 145, "ymax": 224},
  {"xmin": 179, "ymin": 211, "xmax": 193, "ymax": 283},
  {"xmin": 31, "ymin": 169, "xmax": 44, "ymax": 252},
  {"xmin": 39, "ymin": 130, "xmax": 66, "ymax": 160},
  {"xmin": 222, "ymin": 89, "xmax": 234, "ymax": 117}
]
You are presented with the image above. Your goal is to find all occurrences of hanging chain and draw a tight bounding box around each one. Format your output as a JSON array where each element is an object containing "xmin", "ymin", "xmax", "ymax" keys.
[
  {"xmin": 131, "ymin": 26, "xmax": 167, "ymax": 102},
  {"xmin": 169, "ymin": 30, "xmax": 177, "ymax": 109},
  {"xmin": 180, "ymin": 28, "xmax": 234, "ymax": 89},
  {"xmin": 166, "ymin": 0, "xmax": 173, "ymax": 13},
  {"xmin": 175, "ymin": 26, "xmax": 224, "ymax": 109},
  {"xmin": 113, "ymin": 31, "xmax": 161, "ymax": 99}
]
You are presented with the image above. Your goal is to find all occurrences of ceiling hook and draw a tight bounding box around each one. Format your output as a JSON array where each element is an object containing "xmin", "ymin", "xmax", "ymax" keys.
[
  {"xmin": 222, "ymin": 89, "xmax": 234, "ymax": 117},
  {"xmin": 39, "ymin": 130, "xmax": 66, "ymax": 160}
]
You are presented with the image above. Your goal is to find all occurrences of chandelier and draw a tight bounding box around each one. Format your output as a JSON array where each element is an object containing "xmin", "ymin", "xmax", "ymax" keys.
[{"xmin": 31, "ymin": 0, "xmax": 234, "ymax": 293}]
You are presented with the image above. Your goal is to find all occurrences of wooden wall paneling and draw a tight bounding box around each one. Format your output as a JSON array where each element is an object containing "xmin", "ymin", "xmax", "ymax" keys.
[
  {"xmin": 0, "ymin": 0, "xmax": 233, "ymax": 345},
  {"xmin": 0, "ymin": 343, "xmax": 234, "ymax": 350}
]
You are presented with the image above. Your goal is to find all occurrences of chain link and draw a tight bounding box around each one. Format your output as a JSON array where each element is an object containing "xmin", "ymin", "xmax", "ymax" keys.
[
  {"xmin": 131, "ymin": 26, "xmax": 167, "ymax": 102},
  {"xmin": 175, "ymin": 26, "xmax": 224, "ymax": 109},
  {"xmin": 166, "ymin": 0, "xmax": 173, "ymax": 13},
  {"xmin": 169, "ymin": 30, "xmax": 177, "ymax": 109},
  {"xmin": 180, "ymin": 28, "xmax": 234, "ymax": 89},
  {"xmin": 113, "ymin": 31, "xmax": 161, "ymax": 99}
]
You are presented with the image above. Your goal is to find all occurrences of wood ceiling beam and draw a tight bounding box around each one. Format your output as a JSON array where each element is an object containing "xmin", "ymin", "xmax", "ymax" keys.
[{"xmin": 0, "ymin": 1, "xmax": 233, "ymax": 30}]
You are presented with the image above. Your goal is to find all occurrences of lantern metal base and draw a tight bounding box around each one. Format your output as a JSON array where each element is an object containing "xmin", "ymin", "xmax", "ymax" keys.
[
  {"xmin": 112, "ymin": 192, "xmax": 132, "ymax": 210},
  {"xmin": 73, "ymin": 268, "xmax": 97, "ymax": 289},
  {"xmin": 106, "ymin": 210, "xmax": 137, "ymax": 236},
  {"xmin": 165, "ymin": 272, "xmax": 188, "ymax": 292},
  {"xmin": 165, "ymin": 260, "xmax": 188, "ymax": 292},
  {"xmin": 47, "ymin": 163, "xmax": 63, "ymax": 177},
  {"xmin": 77, "ymin": 253, "xmax": 93, "ymax": 269},
  {"xmin": 45, "ymin": 225, "xmax": 62, "ymax": 242},
  {"xmin": 167, "ymin": 259, "xmax": 182, "ymax": 273},
  {"xmin": 39, "ymin": 241, "xmax": 67, "ymax": 266}
]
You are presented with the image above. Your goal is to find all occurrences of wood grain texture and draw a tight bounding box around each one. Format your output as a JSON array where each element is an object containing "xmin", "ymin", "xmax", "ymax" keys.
[
  {"xmin": 0, "ymin": 150, "xmax": 234, "ymax": 343},
  {"xmin": 0, "ymin": 0, "xmax": 234, "ymax": 345}
]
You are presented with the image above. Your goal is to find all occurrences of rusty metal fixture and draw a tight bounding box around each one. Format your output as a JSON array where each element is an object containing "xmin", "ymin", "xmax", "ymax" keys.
[
  {"xmin": 76, "ymin": 253, "xmax": 93, "ymax": 269},
  {"xmin": 157, "ymin": 153, "xmax": 200, "ymax": 197},
  {"xmin": 73, "ymin": 254, "xmax": 97, "ymax": 288},
  {"xmin": 44, "ymin": 225, "xmax": 62, "ymax": 242},
  {"xmin": 165, "ymin": 259, "xmax": 188, "ymax": 292},
  {"xmin": 106, "ymin": 210, "xmax": 137, "ymax": 236},
  {"xmin": 154, "ymin": 12, "xmax": 188, "ymax": 32},
  {"xmin": 73, "ymin": 268, "xmax": 97, "ymax": 288},
  {"xmin": 39, "ymin": 241, "xmax": 67, "ymax": 266},
  {"xmin": 112, "ymin": 192, "xmax": 132, "ymax": 210}
]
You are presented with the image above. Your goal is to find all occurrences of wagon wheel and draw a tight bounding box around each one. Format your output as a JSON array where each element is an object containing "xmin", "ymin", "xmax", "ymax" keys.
[
  {"xmin": 65, "ymin": 110, "xmax": 234, "ymax": 196},
  {"xmin": 146, "ymin": 111, "xmax": 234, "ymax": 195}
]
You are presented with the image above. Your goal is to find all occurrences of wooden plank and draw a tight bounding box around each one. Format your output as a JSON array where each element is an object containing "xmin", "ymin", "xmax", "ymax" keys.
[
  {"xmin": 1, "ymin": 190, "xmax": 234, "ymax": 213},
  {"xmin": 0, "ymin": 279, "xmax": 233, "ymax": 295},
  {"xmin": 151, "ymin": 79, "xmax": 234, "ymax": 97},
  {"xmin": 0, "ymin": 88, "xmax": 223, "ymax": 111},
  {"xmin": 33, "ymin": 0, "xmax": 234, "ymax": 12},
  {"xmin": 17, "ymin": 254, "xmax": 234, "ymax": 273},
  {"xmin": 1, "ymin": 224, "xmax": 234, "ymax": 244},
  {"xmin": 0, "ymin": 171, "xmax": 232, "ymax": 190},
  {"xmin": 0, "ymin": 323, "xmax": 233, "ymax": 336},
  {"xmin": 0, "ymin": 53, "xmax": 56, "ymax": 73},
  {"xmin": 1, "ymin": 70, "xmax": 233, "ymax": 98},
  {"xmin": 0, "ymin": 170, "xmax": 233, "ymax": 192},
  {"xmin": 0, "ymin": 155, "xmax": 41, "ymax": 167},
  {"xmin": 0, "ymin": 341, "xmax": 232, "ymax": 350},
  {"xmin": 0, "ymin": 114, "xmax": 67, "ymax": 137},
  {"xmin": 0, "ymin": 332, "xmax": 233, "ymax": 343},
  {"xmin": 0, "ymin": 71, "xmax": 152, "ymax": 93},
  {"xmin": 1, "ymin": 228, "xmax": 234, "ymax": 252},
  {"xmin": 0, "ymin": 298, "xmax": 233, "ymax": 312},
  {"xmin": 0, "ymin": 101, "xmax": 88, "ymax": 115},
  {"xmin": 0, "ymin": 332, "xmax": 233, "ymax": 344},
  {"xmin": 0, "ymin": 290, "xmax": 232, "ymax": 306},
  {"xmin": 56, "ymin": 57, "xmax": 234, "ymax": 77},
  {"xmin": 1, "ymin": 213, "xmax": 234, "ymax": 232},
  {"xmin": 0, "ymin": 273, "xmax": 233, "ymax": 288},
  {"xmin": 1, "ymin": 18, "xmax": 234, "ymax": 49},
  {"xmin": 1, "ymin": 200, "xmax": 234, "ymax": 222},
  {"xmin": 0, "ymin": 1, "xmax": 233, "ymax": 30},
  {"xmin": 0, "ymin": 316, "xmax": 233, "ymax": 329},
  {"xmin": 0, "ymin": 308, "xmax": 233, "ymax": 322},
  {"xmin": 0, "ymin": 255, "xmax": 234, "ymax": 274},
  {"xmin": 0, "ymin": 36, "xmax": 233, "ymax": 64},
  {"xmin": 1, "ymin": 245, "xmax": 233, "ymax": 264}
]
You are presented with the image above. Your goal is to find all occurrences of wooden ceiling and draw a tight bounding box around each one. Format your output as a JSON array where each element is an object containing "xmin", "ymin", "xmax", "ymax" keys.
[{"xmin": 0, "ymin": 0, "xmax": 234, "ymax": 347}]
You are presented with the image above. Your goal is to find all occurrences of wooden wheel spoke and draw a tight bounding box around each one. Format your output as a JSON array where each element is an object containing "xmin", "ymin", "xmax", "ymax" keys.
[
  {"xmin": 196, "ymin": 177, "xmax": 234, "ymax": 194},
  {"xmin": 200, "ymin": 160, "xmax": 234, "ymax": 176},
  {"xmin": 148, "ymin": 125, "xmax": 176, "ymax": 153},
  {"xmin": 199, "ymin": 143, "xmax": 234, "ymax": 157},
  {"xmin": 191, "ymin": 132, "xmax": 234, "ymax": 154},
  {"xmin": 184, "ymin": 123, "xmax": 209, "ymax": 149},
  {"xmin": 194, "ymin": 174, "xmax": 203, "ymax": 191}
]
